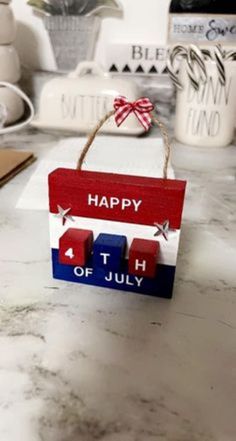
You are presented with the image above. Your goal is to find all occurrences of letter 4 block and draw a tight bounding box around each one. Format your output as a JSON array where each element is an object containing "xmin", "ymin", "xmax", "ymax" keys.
[
  {"xmin": 93, "ymin": 233, "xmax": 127, "ymax": 271},
  {"xmin": 59, "ymin": 228, "xmax": 93, "ymax": 266},
  {"xmin": 128, "ymin": 238, "xmax": 160, "ymax": 278}
]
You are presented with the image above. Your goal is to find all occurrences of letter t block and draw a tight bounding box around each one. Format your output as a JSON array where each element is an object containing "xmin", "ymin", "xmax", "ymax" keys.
[
  {"xmin": 128, "ymin": 238, "xmax": 159, "ymax": 278},
  {"xmin": 93, "ymin": 233, "xmax": 127, "ymax": 271},
  {"xmin": 59, "ymin": 228, "xmax": 93, "ymax": 266}
]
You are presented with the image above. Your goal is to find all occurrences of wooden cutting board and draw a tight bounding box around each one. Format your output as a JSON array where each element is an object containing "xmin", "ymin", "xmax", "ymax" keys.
[{"xmin": 0, "ymin": 149, "xmax": 36, "ymax": 187}]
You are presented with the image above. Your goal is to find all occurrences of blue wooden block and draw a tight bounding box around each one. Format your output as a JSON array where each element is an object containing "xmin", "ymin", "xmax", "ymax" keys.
[
  {"xmin": 52, "ymin": 249, "xmax": 176, "ymax": 298},
  {"xmin": 93, "ymin": 233, "xmax": 127, "ymax": 271}
]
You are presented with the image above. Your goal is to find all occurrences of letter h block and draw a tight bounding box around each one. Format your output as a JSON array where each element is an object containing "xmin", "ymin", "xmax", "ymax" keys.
[
  {"xmin": 93, "ymin": 233, "xmax": 127, "ymax": 271},
  {"xmin": 128, "ymin": 238, "xmax": 159, "ymax": 278},
  {"xmin": 59, "ymin": 228, "xmax": 93, "ymax": 266}
]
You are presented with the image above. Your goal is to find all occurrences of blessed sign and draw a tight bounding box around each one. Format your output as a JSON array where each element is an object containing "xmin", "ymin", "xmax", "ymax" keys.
[{"xmin": 106, "ymin": 43, "xmax": 169, "ymax": 75}]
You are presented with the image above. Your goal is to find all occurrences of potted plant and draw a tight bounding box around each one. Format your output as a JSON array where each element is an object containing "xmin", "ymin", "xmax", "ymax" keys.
[{"xmin": 27, "ymin": 0, "xmax": 122, "ymax": 71}]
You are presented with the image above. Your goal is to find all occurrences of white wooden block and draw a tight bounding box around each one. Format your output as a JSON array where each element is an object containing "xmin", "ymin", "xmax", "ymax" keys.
[{"xmin": 106, "ymin": 43, "xmax": 169, "ymax": 76}]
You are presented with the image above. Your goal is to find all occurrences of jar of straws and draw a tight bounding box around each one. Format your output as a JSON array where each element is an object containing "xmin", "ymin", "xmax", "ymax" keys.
[{"xmin": 167, "ymin": 45, "xmax": 236, "ymax": 147}]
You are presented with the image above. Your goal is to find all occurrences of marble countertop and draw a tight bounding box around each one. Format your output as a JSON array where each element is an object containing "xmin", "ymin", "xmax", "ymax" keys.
[{"xmin": 0, "ymin": 128, "xmax": 236, "ymax": 441}]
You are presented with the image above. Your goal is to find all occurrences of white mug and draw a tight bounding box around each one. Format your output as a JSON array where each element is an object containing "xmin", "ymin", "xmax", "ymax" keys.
[
  {"xmin": 0, "ymin": 4, "xmax": 16, "ymax": 44},
  {"xmin": 0, "ymin": 86, "xmax": 24, "ymax": 125},
  {"xmin": 0, "ymin": 45, "xmax": 21, "ymax": 83},
  {"xmin": 0, "ymin": 82, "xmax": 34, "ymax": 134},
  {"xmin": 175, "ymin": 60, "xmax": 236, "ymax": 147}
]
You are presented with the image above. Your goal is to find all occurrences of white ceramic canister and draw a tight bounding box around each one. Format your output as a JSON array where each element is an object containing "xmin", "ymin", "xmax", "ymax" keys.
[
  {"xmin": 0, "ymin": 4, "xmax": 16, "ymax": 44},
  {"xmin": 0, "ymin": 45, "xmax": 21, "ymax": 83},
  {"xmin": 175, "ymin": 60, "xmax": 236, "ymax": 147},
  {"xmin": 32, "ymin": 61, "xmax": 145, "ymax": 135}
]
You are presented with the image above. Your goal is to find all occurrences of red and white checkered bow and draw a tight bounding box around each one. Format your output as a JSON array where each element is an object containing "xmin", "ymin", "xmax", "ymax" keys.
[{"xmin": 114, "ymin": 96, "xmax": 154, "ymax": 131}]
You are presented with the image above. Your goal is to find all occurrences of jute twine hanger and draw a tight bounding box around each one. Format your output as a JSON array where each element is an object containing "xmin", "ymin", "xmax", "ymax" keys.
[{"xmin": 77, "ymin": 104, "xmax": 171, "ymax": 180}]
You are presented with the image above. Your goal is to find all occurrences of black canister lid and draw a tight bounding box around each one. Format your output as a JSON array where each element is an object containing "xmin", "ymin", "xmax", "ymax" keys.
[{"xmin": 169, "ymin": 0, "xmax": 236, "ymax": 14}]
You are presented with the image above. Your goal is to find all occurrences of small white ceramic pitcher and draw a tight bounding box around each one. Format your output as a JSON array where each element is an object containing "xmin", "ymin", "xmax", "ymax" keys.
[
  {"xmin": 175, "ymin": 60, "xmax": 236, "ymax": 147},
  {"xmin": 0, "ymin": 82, "xmax": 34, "ymax": 134}
]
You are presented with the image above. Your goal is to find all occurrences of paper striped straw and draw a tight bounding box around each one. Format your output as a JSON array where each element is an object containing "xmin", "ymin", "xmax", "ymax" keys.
[
  {"xmin": 167, "ymin": 44, "xmax": 236, "ymax": 91},
  {"xmin": 214, "ymin": 44, "xmax": 226, "ymax": 86},
  {"xmin": 188, "ymin": 45, "xmax": 209, "ymax": 91},
  {"xmin": 166, "ymin": 45, "xmax": 187, "ymax": 90},
  {"xmin": 190, "ymin": 44, "xmax": 208, "ymax": 83}
]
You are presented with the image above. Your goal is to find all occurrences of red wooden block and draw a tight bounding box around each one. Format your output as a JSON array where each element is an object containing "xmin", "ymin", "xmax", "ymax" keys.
[
  {"xmin": 49, "ymin": 169, "xmax": 186, "ymax": 229},
  {"xmin": 128, "ymin": 238, "xmax": 160, "ymax": 278},
  {"xmin": 59, "ymin": 228, "xmax": 93, "ymax": 266}
]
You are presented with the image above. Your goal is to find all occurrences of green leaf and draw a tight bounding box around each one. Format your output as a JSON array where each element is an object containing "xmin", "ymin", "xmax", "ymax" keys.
[
  {"xmin": 28, "ymin": 0, "xmax": 122, "ymax": 15},
  {"xmin": 27, "ymin": 0, "xmax": 54, "ymax": 13},
  {"xmin": 83, "ymin": 0, "xmax": 122, "ymax": 15}
]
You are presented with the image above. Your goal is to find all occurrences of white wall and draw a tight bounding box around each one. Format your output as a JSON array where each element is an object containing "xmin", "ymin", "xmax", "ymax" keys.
[{"xmin": 12, "ymin": 0, "xmax": 171, "ymax": 71}]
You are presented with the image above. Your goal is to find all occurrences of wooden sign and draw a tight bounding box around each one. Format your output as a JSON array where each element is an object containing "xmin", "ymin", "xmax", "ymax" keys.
[
  {"xmin": 48, "ymin": 168, "xmax": 186, "ymax": 298},
  {"xmin": 0, "ymin": 149, "xmax": 35, "ymax": 187},
  {"xmin": 106, "ymin": 43, "xmax": 169, "ymax": 76},
  {"xmin": 168, "ymin": 14, "xmax": 236, "ymax": 45}
]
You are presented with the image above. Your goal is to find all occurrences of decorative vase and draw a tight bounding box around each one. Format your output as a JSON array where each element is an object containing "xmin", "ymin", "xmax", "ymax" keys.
[
  {"xmin": 0, "ymin": 45, "xmax": 21, "ymax": 83},
  {"xmin": 174, "ymin": 60, "xmax": 236, "ymax": 147},
  {"xmin": 44, "ymin": 15, "xmax": 100, "ymax": 72}
]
